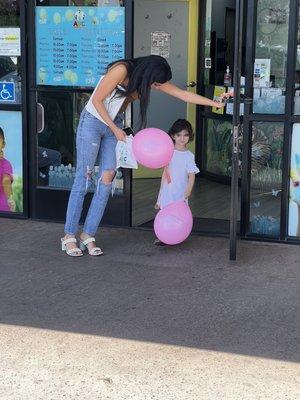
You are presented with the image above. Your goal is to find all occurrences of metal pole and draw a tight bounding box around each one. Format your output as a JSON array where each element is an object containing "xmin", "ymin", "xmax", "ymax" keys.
[{"xmin": 229, "ymin": 0, "xmax": 244, "ymax": 261}]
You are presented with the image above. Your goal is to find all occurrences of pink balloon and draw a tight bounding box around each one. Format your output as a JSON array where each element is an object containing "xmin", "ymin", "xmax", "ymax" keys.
[
  {"xmin": 154, "ymin": 200, "xmax": 193, "ymax": 245},
  {"xmin": 132, "ymin": 128, "xmax": 174, "ymax": 169}
]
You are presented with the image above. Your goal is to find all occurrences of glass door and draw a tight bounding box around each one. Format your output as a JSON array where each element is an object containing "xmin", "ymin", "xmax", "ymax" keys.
[
  {"xmin": 27, "ymin": 0, "xmax": 132, "ymax": 225},
  {"xmin": 242, "ymin": 0, "xmax": 290, "ymax": 240},
  {"xmin": 196, "ymin": 0, "xmax": 247, "ymax": 235}
]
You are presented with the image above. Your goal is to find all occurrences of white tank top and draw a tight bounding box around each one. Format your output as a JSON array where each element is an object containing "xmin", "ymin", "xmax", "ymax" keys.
[{"xmin": 85, "ymin": 76, "xmax": 127, "ymax": 125}]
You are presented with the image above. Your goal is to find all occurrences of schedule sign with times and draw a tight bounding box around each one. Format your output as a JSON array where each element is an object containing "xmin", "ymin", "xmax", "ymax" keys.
[{"xmin": 36, "ymin": 7, "xmax": 125, "ymax": 87}]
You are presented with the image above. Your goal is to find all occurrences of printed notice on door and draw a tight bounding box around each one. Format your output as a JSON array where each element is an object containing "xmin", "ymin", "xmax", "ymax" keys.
[
  {"xmin": 0, "ymin": 28, "xmax": 21, "ymax": 56},
  {"xmin": 151, "ymin": 31, "xmax": 171, "ymax": 58},
  {"xmin": 35, "ymin": 7, "xmax": 125, "ymax": 87},
  {"xmin": 212, "ymin": 86, "xmax": 225, "ymax": 115}
]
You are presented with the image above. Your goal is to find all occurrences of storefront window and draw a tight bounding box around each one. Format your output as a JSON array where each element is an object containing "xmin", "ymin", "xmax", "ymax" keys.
[
  {"xmin": 37, "ymin": 91, "xmax": 124, "ymax": 195},
  {"xmin": 288, "ymin": 124, "xmax": 300, "ymax": 236},
  {"xmin": 203, "ymin": 0, "xmax": 212, "ymax": 85},
  {"xmin": 0, "ymin": 1, "xmax": 20, "ymax": 26},
  {"xmin": 253, "ymin": 1, "xmax": 289, "ymax": 114},
  {"xmin": 37, "ymin": 91, "xmax": 87, "ymax": 189},
  {"xmin": 0, "ymin": 1, "xmax": 21, "ymax": 104},
  {"xmin": 34, "ymin": 0, "xmax": 125, "ymax": 195},
  {"xmin": 249, "ymin": 122, "xmax": 283, "ymax": 236},
  {"xmin": 203, "ymin": 118, "xmax": 233, "ymax": 176},
  {"xmin": 202, "ymin": 0, "xmax": 245, "ymax": 119},
  {"xmin": 294, "ymin": 4, "xmax": 300, "ymax": 114},
  {"xmin": 35, "ymin": 1, "xmax": 124, "ymax": 7},
  {"xmin": 0, "ymin": 110, "xmax": 23, "ymax": 213},
  {"xmin": 203, "ymin": 0, "xmax": 239, "ymax": 86}
]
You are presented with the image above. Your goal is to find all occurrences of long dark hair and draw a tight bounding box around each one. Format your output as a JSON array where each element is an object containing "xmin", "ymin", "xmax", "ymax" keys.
[{"xmin": 107, "ymin": 55, "xmax": 172, "ymax": 128}]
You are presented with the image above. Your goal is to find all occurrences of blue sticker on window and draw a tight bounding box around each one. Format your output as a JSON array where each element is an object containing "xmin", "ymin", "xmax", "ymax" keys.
[{"xmin": 0, "ymin": 82, "xmax": 15, "ymax": 102}]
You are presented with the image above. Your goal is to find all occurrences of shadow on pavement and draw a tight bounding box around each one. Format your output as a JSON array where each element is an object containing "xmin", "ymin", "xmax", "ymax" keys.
[{"xmin": 0, "ymin": 219, "xmax": 299, "ymax": 363}]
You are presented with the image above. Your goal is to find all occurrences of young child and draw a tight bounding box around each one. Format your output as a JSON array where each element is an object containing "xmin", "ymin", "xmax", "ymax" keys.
[
  {"xmin": 154, "ymin": 119, "xmax": 199, "ymax": 245},
  {"xmin": 0, "ymin": 127, "xmax": 15, "ymax": 212}
]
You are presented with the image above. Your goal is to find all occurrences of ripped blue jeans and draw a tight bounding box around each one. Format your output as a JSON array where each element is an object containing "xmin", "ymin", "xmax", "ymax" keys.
[{"xmin": 64, "ymin": 108, "xmax": 122, "ymax": 236}]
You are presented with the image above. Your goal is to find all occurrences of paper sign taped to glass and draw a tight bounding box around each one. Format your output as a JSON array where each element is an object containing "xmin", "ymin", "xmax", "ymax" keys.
[
  {"xmin": 253, "ymin": 59, "xmax": 271, "ymax": 88},
  {"xmin": 212, "ymin": 86, "xmax": 225, "ymax": 115},
  {"xmin": 0, "ymin": 28, "xmax": 21, "ymax": 56}
]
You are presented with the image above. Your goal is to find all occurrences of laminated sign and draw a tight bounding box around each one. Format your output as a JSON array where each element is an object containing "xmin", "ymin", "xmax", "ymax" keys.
[
  {"xmin": 0, "ymin": 28, "xmax": 20, "ymax": 56},
  {"xmin": 35, "ymin": 6, "xmax": 125, "ymax": 87},
  {"xmin": 212, "ymin": 86, "xmax": 225, "ymax": 115},
  {"xmin": 151, "ymin": 31, "xmax": 171, "ymax": 58}
]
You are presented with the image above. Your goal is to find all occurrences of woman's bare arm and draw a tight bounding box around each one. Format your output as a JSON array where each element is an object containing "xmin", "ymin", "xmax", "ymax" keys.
[
  {"xmin": 155, "ymin": 81, "xmax": 226, "ymax": 108},
  {"xmin": 185, "ymin": 173, "xmax": 195, "ymax": 199}
]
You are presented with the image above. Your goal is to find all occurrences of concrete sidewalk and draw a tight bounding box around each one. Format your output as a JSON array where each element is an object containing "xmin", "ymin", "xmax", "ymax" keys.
[{"xmin": 0, "ymin": 218, "xmax": 299, "ymax": 400}]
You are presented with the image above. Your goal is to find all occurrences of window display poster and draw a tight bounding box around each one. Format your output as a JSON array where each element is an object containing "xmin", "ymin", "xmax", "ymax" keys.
[
  {"xmin": 0, "ymin": 111, "xmax": 23, "ymax": 213},
  {"xmin": 253, "ymin": 59, "xmax": 271, "ymax": 88},
  {"xmin": 0, "ymin": 28, "xmax": 21, "ymax": 56},
  {"xmin": 36, "ymin": 7, "xmax": 125, "ymax": 87},
  {"xmin": 212, "ymin": 86, "xmax": 225, "ymax": 115},
  {"xmin": 288, "ymin": 123, "xmax": 300, "ymax": 236}
]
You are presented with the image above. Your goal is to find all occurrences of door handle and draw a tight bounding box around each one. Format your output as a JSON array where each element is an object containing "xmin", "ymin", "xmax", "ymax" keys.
[
  {"xmin": 186, "ymin": 81, "xmax": 197, "ymax": 88},
  {"xmin": 37, "ymin": 102, "xmax": 44, "ymax": 134}
]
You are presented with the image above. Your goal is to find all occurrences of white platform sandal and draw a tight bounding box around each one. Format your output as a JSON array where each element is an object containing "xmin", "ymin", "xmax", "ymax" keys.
[
  {"xmin": 61, "ymin": 237, "xmax": 83, "ymax": 257},
  {"xmin": 79, "ymin": 237, "xmax": 103, "ymax": 256}
]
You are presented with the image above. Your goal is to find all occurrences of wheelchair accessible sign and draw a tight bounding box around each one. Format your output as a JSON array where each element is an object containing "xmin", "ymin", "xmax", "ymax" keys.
[{"xmin": 0, "ymin": 82, "xmax": 15, "ymax": 102}]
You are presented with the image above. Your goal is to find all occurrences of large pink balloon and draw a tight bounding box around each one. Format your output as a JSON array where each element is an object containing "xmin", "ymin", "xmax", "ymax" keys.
[
  {"xmin": 132, "ymin": 128, "xmax": 174, "ymax": 169},
  {"xmin": 154, "ymin": 200, "xmax": 193, "ymax": 245}
]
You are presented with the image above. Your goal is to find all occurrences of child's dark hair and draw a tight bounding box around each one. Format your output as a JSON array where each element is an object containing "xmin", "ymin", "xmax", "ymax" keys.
[{"xmin": 168, "ymin": 119, "xmax": 194, "ymax": 142}]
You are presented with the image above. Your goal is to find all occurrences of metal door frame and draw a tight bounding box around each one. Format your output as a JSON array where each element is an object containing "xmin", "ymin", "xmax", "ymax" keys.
[
  {"xmin": 229, "ymin": 0, "xmax": 244, "ymax": 260},
  {"xmin": 198, "ymin": 0, "xmax": 300, "ymax": 257},
  {"xmin": 241, "ymin": 0, "xmax": 300, "ymax": 246}
]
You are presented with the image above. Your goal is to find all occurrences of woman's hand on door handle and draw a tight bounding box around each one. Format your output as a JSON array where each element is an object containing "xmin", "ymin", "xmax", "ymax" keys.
[{"xmin": 186, "ymin": 81, "xmax": 197, "ymax": 88}]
